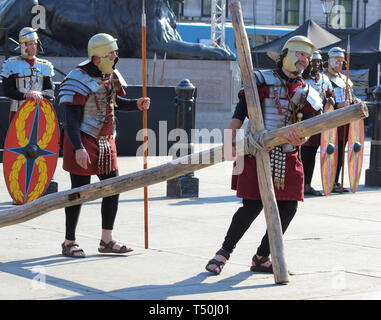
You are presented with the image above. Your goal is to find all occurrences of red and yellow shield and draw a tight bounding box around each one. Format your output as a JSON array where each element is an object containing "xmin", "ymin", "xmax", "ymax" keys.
[
  {"xmin": 3, "ymin": 98, "xmax": 59, "ymax": 205},
  {"xmin": 320, "ymin": 103, "xmax": 338, "ymax": 196},
  {"xmin": 347, "ymin": 119, "xmax": 364, "ymax": 193},
  {"xmin": 320, "ymin": 127, "xmax": 338, "ymax": 196}
]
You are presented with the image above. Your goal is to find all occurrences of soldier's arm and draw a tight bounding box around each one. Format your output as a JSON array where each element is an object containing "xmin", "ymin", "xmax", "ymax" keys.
[
  {"xmin": 63, "ymin": 104, "xmax": 84, "ymax": 151},
  {"xmin": 1, "ymin": 76, "xmax": 25, "ymax": 100},
  {"xmin": 115, "ymin": 95, "xmax": 139, "ymax": 112},
  {"xmin": 41, "ymin": 77, "xmax": 55, "ymax": 103},
  {"xmin": 116, "ymin": 95, "xmax": 150, "ymax": 112}
]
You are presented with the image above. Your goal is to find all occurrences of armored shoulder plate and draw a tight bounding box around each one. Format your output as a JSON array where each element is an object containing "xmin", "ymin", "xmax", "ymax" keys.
[
  {"xmin": 321, "ymin": 73, "xmax": 334, "ymax": 92},
  {"xmin": 34, "ymin": 58, "xmax": 55, "ymax": 77},
  {"xmin": 58, "ymin": 68, "xmax": 100, "ymax": 104},
  {"xmin": 112, "ymin": 69, "xmax": 127, "ymax": 87},
  {"xmin": 339, "ymin": 72, "xmax": 354, "ymax": 87},
  {"xmin": 0, "ymin": 56, "xmax": 54, "ymax": 78},
  {"xmin": 255, "ymin": 69, "xmax": 282, "ymax": 86},
  {"xmin": 1, "ymin": 56, "xmax": 18, "ymax": 78},
  {"xmin": 325, "ymin": 71, "xmax": 353, "ymax": 89}
]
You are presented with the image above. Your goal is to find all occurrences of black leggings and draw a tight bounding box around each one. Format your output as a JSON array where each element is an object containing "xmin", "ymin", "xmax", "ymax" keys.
[
  {"xmin": 301, "ymin": 145, "xmax": 319, "ymax": 186},
  {"xmin": 65, "ymin": 170, "xmax": 120, "ymax": 241},
  {"xmin": 222, "ymin": 199, "xmax": 298, "ymax": 257}
]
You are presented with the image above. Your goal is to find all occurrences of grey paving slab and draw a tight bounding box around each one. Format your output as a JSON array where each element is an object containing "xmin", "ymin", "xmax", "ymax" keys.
[{"xmin": 0, "ymin": 139, "xmax": 380, "ymax": 302}]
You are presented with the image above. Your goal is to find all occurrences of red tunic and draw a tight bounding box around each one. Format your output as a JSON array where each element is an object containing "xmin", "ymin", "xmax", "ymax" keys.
[
  {"xmin": 62, "ymin": 132, "xmax": 118, "ymax": 176},
  {"xmin": 301, "ymin": 105, "xmax": 321, "ymax": 147},
  {"xmin": 231, "ymin": 75, "xmax": 316, "ymax": 202},
  {"xmin": 62, "ymin": 64, "xmax": 124, "ymax": 176}
]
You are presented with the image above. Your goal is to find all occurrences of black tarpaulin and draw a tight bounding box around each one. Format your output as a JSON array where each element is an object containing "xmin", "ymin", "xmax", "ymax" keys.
[
  {"xmin": 320, "ymin": 19, "xmax": 381, "ymax": 68},
  {"xmin": 251, "ymin": 20, "xmax": 341, "ymax": 69}
]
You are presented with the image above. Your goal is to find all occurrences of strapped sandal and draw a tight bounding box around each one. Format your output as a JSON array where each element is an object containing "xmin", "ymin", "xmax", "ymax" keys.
[
  {"xmin": 205, "ymin": 248, "xmax": 230, "ymax": 275},
  {"xmin": 98, "ymin": 240, "xmax": 133, "ymax": 254},
  {"xmin": 304, "ymin": 185, "xmax": 324, "ymax": 196},
  {"xmin": 61, "ymin": 242, "xmax": 86, "ymax": 258},
  {"xmin": 250, "ymin": 254, "xmax": 273, "ymax": 273},
  {"xmin": 332, "ymin": 183, "xmax": 349, "ymax": 193}
]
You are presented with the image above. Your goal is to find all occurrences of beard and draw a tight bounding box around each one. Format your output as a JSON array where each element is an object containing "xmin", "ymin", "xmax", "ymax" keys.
[{"xmin": 292, "ymin": 62, "xmax": 306, "ymax": 75}]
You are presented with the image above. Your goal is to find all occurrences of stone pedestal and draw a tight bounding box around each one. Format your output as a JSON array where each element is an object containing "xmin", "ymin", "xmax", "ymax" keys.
[{"xmin": 166, "ymin": 173, "xmax": 199, "ymax": 198}]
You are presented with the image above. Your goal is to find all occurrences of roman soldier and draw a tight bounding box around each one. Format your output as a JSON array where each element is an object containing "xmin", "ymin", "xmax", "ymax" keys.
[
  {"xmin": 324, "ymin": 47, "xmax": 361, "ymax": 193},
  {"xmin": 58, "ymin": 33, "xmax": 150, "ymax": 258},
  {"xmin": 301, "ymin": 50, "xmax": 334, "ymax": 196},
  {"xmin": 1, "ymin": 27, "xmax": 57, "ymax": 203},
  {"xmin": 0, "ymin": 27, "xmax": 55, "ymax": 124},
  {"xmin": 205, "ymin": 36, "xmax": 323, "ymax": 275}
]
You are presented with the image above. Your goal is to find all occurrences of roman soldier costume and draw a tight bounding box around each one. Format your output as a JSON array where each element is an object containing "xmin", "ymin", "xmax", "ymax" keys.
[
  {"xmin": 58, "ymin": 33, "xmax": 148, "ymax": 256},
  {"xmin": 0, "ymin": 27, "xmax": 55, "ymax": 123},
  {"xmin": 205, "ymin": 36, "xmax": 322, "ymax": 275},
  {"xmin": 58, "ymin": 33, "xmax": 137, "ymax": 176},
  {"xmin": 324, "ymin": 47, "xmax": 358, "ymax": 192},
  {"xmin": 301, "ymin": 50, "xmax": 334, "ymax": 196},
  {"xmin": 232, "ymin": 38, "xmax": 323, "ymax": 201}
]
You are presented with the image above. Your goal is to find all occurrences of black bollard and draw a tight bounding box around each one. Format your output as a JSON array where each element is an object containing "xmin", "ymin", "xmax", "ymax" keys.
[
  {"xmin": 365, "ymin": 85, "xmax": 381, "ymax": 187},
  {"xmin": 166, "ymin": 79, "xmax": 199, "ymax": 198}
]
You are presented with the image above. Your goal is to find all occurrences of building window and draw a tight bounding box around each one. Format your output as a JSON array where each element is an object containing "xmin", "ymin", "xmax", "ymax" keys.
[
  {"xmin": 202, "ymin": 0, "xmax": 212, "ymax": 17},
  {"xmin": 202, "ymin": 0, "xmax": 229, "ymax": 18},
  {"xmin": 339, "ymin": 0, "xmax": 353, "ymax": 28},
  {"xmin": 168, "ymin": 0, "xmax": 184, "ymax": 18},
  {"xmin": 330, "ymin": 0, "xmax": 353, "ymax": 28},
  {"xmin": 276, "ymin": 0, "xmax": 282, "ymax": 24},
  {"xmin": 285, "ymin": 0, "xmax": 299, "ymax": 25},
  {"xmin": 275, "ymin": 0, "xmax": 299, "ymax": 25}
]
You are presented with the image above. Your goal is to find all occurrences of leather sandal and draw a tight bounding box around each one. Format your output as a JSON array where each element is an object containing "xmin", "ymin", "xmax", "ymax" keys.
[
  {"xmin": 205, "ymin": 248, "xmax": 230, "ymax": 275},
  {"xmin": 331, "ymin": 182, "xmax": 349, "ymax": 193},
  {"xmin": 304, "ymin": 185, "xmax": 324, "ymax": 196},
  {"xmin": 250, "ymin": 254, "xmax": 273, "ymax": 273},
  {"xmin": 98, "ymin": 240, "xmax": 133, "ymax": 254},
  {"xmin": 61, "ymin": 242, "xmax": 86, "ymax": 258}
]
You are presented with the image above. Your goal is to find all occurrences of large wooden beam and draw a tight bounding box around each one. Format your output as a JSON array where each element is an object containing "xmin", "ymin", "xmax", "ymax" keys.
[
  {"xmin": 229, "ymin": 1, "xmax": 289, "ymax": 284},
  {"xmin": 0, "ymin": 101, "xmax": 367, "ymax": 230},
  {"xmin": 262, "ymin": 102, "xmax": 368, "ymax": 149}
]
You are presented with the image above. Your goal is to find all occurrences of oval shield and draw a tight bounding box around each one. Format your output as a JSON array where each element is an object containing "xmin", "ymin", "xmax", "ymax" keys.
[
  {"xmin": 320, "ymin": 127, "xmax": 338, "ymax": 196},
  {"xmin": 3, "ymin": 98, "xmax": 59, "ymax": 205},
  {"xmin": 347, "ymin": 119, "xmax": 364, "ymax": 193}
]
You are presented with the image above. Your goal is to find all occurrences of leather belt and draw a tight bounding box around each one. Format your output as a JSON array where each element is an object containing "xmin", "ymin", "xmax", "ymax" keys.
[{"xmin": 98, "ymin": 135, "xmax": 112, "ymax": 175}]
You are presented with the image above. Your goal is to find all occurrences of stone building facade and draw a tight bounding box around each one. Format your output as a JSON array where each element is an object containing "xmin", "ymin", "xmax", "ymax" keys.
[{"xmin": 179, "ymin": 0, "xmax": 380, "ymax": 30}]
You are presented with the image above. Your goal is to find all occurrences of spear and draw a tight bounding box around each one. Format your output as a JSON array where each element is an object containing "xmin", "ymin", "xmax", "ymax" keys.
[
  {"xmin": 160, "ymin": 52, "xmax": 167, "ymax": 85},
  {"xmin": 152, "ymin": 52, "xmax": 157, "ymax": 86},
  {"xmin": 341, "ymin": 35, "xmax": 350, "ymax": 192},
  {"xmin": 345, "ymin": 35, "xmax": 350, "ymax": 101},
  {"xmin": 142, "ymin": 0, "xmax": 149, "ymax": 249}
]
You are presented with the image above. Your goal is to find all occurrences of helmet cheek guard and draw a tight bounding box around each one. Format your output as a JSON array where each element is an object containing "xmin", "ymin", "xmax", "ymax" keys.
[
  {"xmin": 88, "ymin": 33, "xmax": 119, "ymax": 74},
  {"xmin": 281, "ymin": 36, "xmax": 316, "ymax": 73},
  {"xmin": 18, "ymin": 27, "xmax": 43, "ymax": 57},
  {"xmin": 328, "ymin": 47, "xmax": 346, "ymax": 69}
]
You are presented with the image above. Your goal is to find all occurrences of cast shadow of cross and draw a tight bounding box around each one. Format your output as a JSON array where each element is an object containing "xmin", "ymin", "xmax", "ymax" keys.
[{"xmin": 0, "ymin": 254, "xmax": 277, "ymax": 299}]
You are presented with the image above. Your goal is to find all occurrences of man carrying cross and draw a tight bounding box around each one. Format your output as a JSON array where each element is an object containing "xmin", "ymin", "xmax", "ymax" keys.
[{"xmin": 205, "ymin": 36, "xmax": 323, "ymax": 275}]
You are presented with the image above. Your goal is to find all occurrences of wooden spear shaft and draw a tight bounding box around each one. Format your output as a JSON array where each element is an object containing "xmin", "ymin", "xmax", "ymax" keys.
[
  {"xmin": 142, "ymin": 0, "xmax": 149, "ymax": 249},
  {"xmin": 229, "ymin": 1, "xmax": 288, "ymax": 284},
  {"xmin": 341, "ymin": 36, "xmax": 351, "ymax": 192},
  {"xmin": 0, "ymin": 102, "xmax": 368, "ymax": 229},
  {"xmin": 159, "ymin": 52, "xmax": 166, "ymax": 85},
  {"xmin": 152, "ymin": 52, "xmax": 157, "ymax": 86}
]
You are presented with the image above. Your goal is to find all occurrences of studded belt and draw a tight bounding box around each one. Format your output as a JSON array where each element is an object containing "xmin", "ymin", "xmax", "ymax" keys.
[{"xmin": 97, "ymin": 135, "xmax": 112, "ymax": 175}]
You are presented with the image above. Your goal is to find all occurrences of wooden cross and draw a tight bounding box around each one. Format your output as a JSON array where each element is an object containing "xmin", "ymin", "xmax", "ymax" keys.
[
  {"xmin": 230, "ymin": 1, "xmax": 290, "ymax": 284},
  {"xmin": 0, "ymin": 3, "xmax": 367, "ymax": 283}
]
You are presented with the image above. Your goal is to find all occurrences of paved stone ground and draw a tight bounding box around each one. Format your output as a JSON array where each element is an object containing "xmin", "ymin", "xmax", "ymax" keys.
[{"xmin": 0, "ymin": 139, "xmax": 380, "ymax": 306}]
